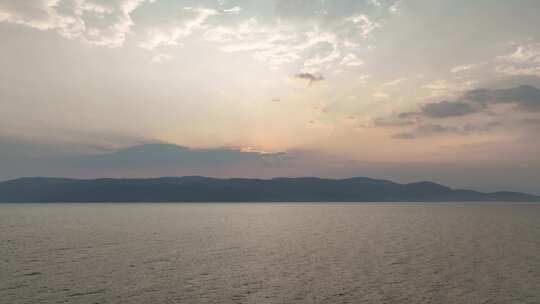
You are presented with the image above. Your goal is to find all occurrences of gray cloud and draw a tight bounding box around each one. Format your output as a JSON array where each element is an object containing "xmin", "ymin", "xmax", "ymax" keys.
[
  {"xmin": 520, "ymin": 118, "xmax": 540, "ymax": 125},
  {"xmin": 1, "ymin": 139, "xmax": 539, "ymax": 195},
  {"xmin": 373, "ymin": 118, "xmax": 415, "ymax": 128},
  {"xmin": 398, "ymin": 112, "xmax": 420, "ymax": 119},
  {"xmin": 0, "ymin": 142, "xmax": 291, "ymax": 181},
  {"xmin": 401, "ymin": 85, "xmax": 540, "ymax": 121},
  {"xmin": 465, "ymin": 85, "xmax": 540, "ymax": 111},
  {"xmin": 422, "ymin": 100, "xmax": 478, "ymax": 118},
  {"xmin": 391, "ymin": 132, "xmax": 415, "ymax": 139},
  {"xmin": 387, "ymin": 85, "xmax": 540, "ymax": 139},
  {"xmin": 77, "ymin": 143, "xmax": 288, "ymax": 168},
  {"xmin": 392, "ymin": 122, "xmax": 503, "ymax": 139},
  {"xmin": 417, "ymin": 124, "xmax": 454, "ymax": 134},
  {"xmin": 294, "ymin": 73, "xmax": 325, "ymax": 85}
]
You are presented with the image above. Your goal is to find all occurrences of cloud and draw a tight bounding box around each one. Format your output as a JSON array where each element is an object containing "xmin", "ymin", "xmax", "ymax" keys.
[
  {"xmin": 344, "ymin": 14, "xmax": 379, "ymax": 38},
  {"xmin": 203, "ymin": 3, "xmax": 392, "ymax": 70},
  {"xmin": 340, "ymin": 53, "xmax": 364, "ymax": 67},
  {"xmin": 392, "ymin": 122, "xmax": 502, "ymax": 139},
  {"xmin": 421, "ymin": 100, "xmax": 477, "ymax": 118},
  {"xmin": 422, "ymin": 79, "xmax": 451, "ymax": 90},
  {"xmin": 138, "ymin": 7, "xmax": 219, "ymax": 50},
  {"xmin": 417, "ymin": 123, "xmax": 455, "ymax": 134},
  {"xmin": 520, "ymin": 118, "xmax": 540, "ymax": 125},
  {"xmin": 0, "ymin": 0, "xmax": 401, "ymax": 70},
  {"xmin": 389, "ymin": 0, "xmax": 403, "ymax": 13},
  {"xmin": 78, "ymin": 143, "xmax": 288, "ymax": 168},
  {"xmin": 383, "ymin": 84, "xmax": 540, "ymax": 140},
  {"xmin": 0, "ymin": 141, "xmax": 292, "ymax": 180},
  {"xmin": 0, "ymin": 0, "xmax": 152, "ymax": 48},
  {"xmin": 398, "ymin": 111, "xmax": 419, "ymax": 119},
  {"xmin": 404, "ymin": 84, "xmax": 540, "ymax": 121},
  {"xmin": 392, "ymin": 132, "xmax": 415, "ymax": 139},
  {"xmin": 294, "ymin": 73, "xmax": 324, "ymax": 85},
  {"xmin": 382, "ymin": 78, "xmax": 407, "ymax": 86},
  {"xmin": 357, "ymin": 74, "xmax": 370, "ymax": 84},
  {"xmin": 203, "ymin": 18, "xmax": 326, "ymax": 69},
  {"xmin": 302, "ymin": 42, "xmax": 341, "ymax": 73},
  {"xmin": 496, "ymin": 43, "xmax": 540, "ymax": 77},
  {"xmin": 451, "ymin": 64, "xmax": 478, "ymax": 73},
  {"xmin": 373, "ymin": 118, "xmax": 415, "ymax": 128},
  {"xmin": 464, "ymin": 85, "xmax": 540, "ymax": 111},
  {"xmin": 222, "ymin": 6, "xmax": 241, "ymax": 14},
  {"xmin": 198, "ymin": 2, "xmax": 395, "ymax": 71},
  {"xmin": 500, "ymin": 44, "xmax": 540, "ymax": 64}
]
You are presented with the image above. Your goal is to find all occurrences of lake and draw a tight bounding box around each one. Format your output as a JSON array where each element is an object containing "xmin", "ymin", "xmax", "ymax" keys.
[{"xmin": 1, "ymin": 203, "xmax": 539, "ymax": 303}]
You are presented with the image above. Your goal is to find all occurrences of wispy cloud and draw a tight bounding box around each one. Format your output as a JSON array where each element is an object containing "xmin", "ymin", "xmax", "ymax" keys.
[
  {"xmin": 0, "ymin": 0, "xmax": 153, "ymax": 48},
  {"xmin": 450, "ymin": 64, "xmax": 478, "ymax": 73},
  {"xmin": 340, "ymin": 53, "xmax": 364, "ymax": 67},
  {"xmin": 496, "ymin": 43, "xmax": 540, "ymax": 77},
  {"xmin": 139, "ymin": 7, "xmax": 219, "ymax": 50},
  {"xmin": 382, "ymin": 78, "xmax": 407, "ymax": 86}
]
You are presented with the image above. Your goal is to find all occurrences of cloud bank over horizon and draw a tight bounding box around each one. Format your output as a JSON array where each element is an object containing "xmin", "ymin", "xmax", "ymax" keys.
[{"xmin": 1, "ymin": 140, "xmax": 539, "ymax": 195}]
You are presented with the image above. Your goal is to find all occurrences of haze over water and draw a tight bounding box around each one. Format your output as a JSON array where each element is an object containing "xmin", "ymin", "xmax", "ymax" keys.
[{"xmin": 1, "ymin": 203, "xmax": 539, "ymax": 304}]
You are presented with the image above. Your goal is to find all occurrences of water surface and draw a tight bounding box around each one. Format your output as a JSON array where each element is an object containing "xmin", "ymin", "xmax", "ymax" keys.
[{"xmin": 1, "ymin": 203, "xmax": 539, "ymax": 303}]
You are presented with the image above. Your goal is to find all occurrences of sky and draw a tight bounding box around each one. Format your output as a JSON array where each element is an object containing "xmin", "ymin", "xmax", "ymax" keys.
[{"xmin": 1, "ymin": 0, "xmax": 540, "ymax": 194}]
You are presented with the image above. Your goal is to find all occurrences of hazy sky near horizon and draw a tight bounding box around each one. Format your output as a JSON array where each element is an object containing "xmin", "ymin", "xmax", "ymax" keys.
[{"xmin": 1, "ymin": 0, "xmax": 540, "ymax": 193}]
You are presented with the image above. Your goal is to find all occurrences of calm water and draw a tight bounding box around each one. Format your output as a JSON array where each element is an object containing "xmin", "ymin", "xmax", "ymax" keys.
[{"xmin": 1, "ymin": 203, "xmax": 539, "ymax": 304}]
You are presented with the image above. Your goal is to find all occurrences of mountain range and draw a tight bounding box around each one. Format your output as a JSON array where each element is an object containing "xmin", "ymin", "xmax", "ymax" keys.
[{"xmin": 0, "ymin": 176, "xmax": 538, "ymax": 202}]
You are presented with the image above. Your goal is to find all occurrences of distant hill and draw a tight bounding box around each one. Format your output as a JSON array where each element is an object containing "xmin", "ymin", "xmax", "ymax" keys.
[{"xmin": 0, "ymin": 176, "xmax": 538, "ymax": 202}]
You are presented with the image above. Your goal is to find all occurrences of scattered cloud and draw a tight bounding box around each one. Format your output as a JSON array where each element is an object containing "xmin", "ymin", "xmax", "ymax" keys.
[
  {"xmin": 0, "ymin": 0, "xmax": 153, "ymax": 48},
  {"xmin": 357, "ymin": 74, "xmax": 370, "ymax": 84},
  {"xmin": 389, "ymin": 0, "xmax": 403, "ymax": 13},
  {"xmin": 423, "ymin": 79, "xmax": 451, "ymax": 90},
  {"xmin": 0, "ymin": 0, "xmax": 403, "ymax": 71},
  {"xmin": 520, "ymin": 117, "xmax": 540, "ymax": 125},
  {"xmin": 222, "ymin": 6, "xmax": 241, "ymax": 14},
  {"xmin": 451, "ymin": 64, "xmax": 478, "ymax": 73},
  {"xmin": 500, "ymin": 43, "xmax": 540, "ymax": 64},
  {"xmin": 382, "ymin": 78, "xmax": 408, "ymax": 86},
  {"xmin": 407, "ymin": 84, "xmax": 540, "ymax": 120},
  {"xmin": 496, "ymin": 43, "xmax": 540, "ymax": 77},
  {"xmin": 377, "ymin": 84, "xmax": 540, "ymax": 140},
  {"xmin": 422, "ymin": 78, "xmax": 477, "ymax": 97},
  {"xmin": 422, "ymin": 100, "xmax": 477, "ymax": 118},
  {"xmin": 344, "ymin": 14, "xmax": 379, "ymax": 38},
  {"xmin": 139, "ymin": 7, "xmax": 219, "ymax": 50},
  {"xmin": 340, "ymin": 53, "xmax": 364, "ymax": 67},
  {"xmin": 373, "ymin": 118, "xmax": 415, "ymax": 128},
  {"xmin": 294, "ymin": 73, "xmax": 324, "ymax": 85},
  {"xmin": 464, "ymin": 85, "xmax": 540, "ymax": 112},
  {"xmin": 392, "ymin": 132, "xmax": 415, "ymax": 139},
  {"xmin": 392, "ymin": 122, "xmax": 503, "ymax": 139}
]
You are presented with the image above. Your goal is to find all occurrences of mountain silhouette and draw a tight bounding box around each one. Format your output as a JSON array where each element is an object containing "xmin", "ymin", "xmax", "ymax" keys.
[{"xmin": 0, "ymin": 176, "xmax": 538, "ymax": 202}]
